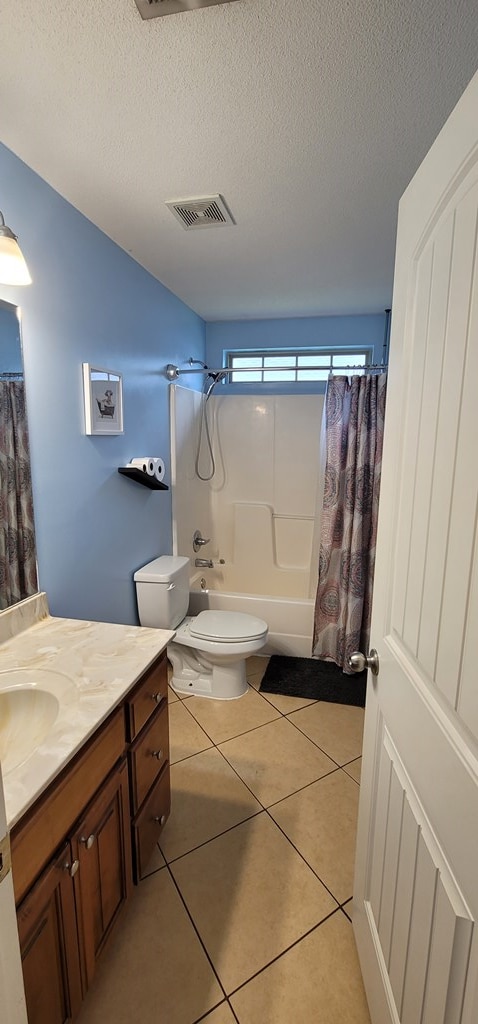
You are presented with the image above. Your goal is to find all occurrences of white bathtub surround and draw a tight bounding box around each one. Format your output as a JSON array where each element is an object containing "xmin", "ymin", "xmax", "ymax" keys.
[
  {"xmin": 0, "ymin": 610, "xmax": 174, "ymax": 828},
  {"xmin": 209, "ymin": 394, "xmax": 324, "ymax": 599},
  {"xmin": 170, "ymin": 387, "xmax": 323, "ymax": 656},
  {"xmin": 170, "ymin": 386, "xmax": 213, "ymax": 564}
]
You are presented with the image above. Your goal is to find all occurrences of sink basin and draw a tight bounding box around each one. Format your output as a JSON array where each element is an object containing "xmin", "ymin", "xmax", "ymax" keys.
[{"xmin": 0, "ymin": 668, "xmax": 77, "ymax": 775}]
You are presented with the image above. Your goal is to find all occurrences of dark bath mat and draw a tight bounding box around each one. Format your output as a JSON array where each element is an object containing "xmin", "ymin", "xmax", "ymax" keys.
[{"xmin": 259, "ymin": 656, "xmax": 367, "ymax": 707}]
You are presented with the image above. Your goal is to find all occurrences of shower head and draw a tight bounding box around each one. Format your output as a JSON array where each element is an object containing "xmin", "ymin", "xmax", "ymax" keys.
[
  {"xmin": 189, "ymin": 358, "xmax": 208, "ymax": 369},
  {"xmin": 204, "ymin": 370, "xmax": 227, "ymax": 401}
]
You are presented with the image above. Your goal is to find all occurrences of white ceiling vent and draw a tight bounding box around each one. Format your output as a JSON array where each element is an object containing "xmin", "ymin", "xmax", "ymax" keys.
[
  {"xmin": 134, "ymin": 0, "xmax": 240, "ymax": 20},
  {"xmin": 165, "ymin": 195, "xmax": 235, "ymax": 230}
]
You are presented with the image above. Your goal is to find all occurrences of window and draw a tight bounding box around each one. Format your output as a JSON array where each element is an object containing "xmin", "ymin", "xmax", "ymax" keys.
[{"xmin": 226, "ymin": 348, "xmax": 372, "ymax": 383}]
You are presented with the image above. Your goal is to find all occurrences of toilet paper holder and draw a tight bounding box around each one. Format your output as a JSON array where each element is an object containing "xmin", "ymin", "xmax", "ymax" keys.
[{"xmin": 118, "ymin": 464, "xmax": 168, "ymax": 491}]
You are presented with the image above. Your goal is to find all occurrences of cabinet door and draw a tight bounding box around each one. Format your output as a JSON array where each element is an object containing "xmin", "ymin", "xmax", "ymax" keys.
[
  {"xmin": 17, "ymin": 843, "xmax": 82, "ymax": 1024},
  {"xmin": 73, "ymin": 758, "xmax": 132, "ymax": 991}
]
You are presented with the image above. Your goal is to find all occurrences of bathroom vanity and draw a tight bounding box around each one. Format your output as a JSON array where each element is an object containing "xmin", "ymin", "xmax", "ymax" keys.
[{"xmin": 0, "ymin": 594, "xmax": 174, "ymax": 1024}]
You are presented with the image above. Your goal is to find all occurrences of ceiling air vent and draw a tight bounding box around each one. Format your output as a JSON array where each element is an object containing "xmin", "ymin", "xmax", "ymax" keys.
[
  {"xmin": 134, "ymin": 0, "xmax": 240, "ymax": 20},
  {"xmin": 165, "ymin": 195, "xmax": 235, "ymax": 230}
]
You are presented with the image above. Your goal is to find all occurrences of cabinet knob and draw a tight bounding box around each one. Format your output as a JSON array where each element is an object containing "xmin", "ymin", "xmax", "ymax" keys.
[
  {"xmin": 153, "ymin": 814, "xmax": 166, "ymax": 826},
  {"xmin": 79, "ymin": 834, "xmax": 96, "ymax": 850},
  {"xmin": 151, "ymin": 749, "xmax": 163, "ymax": 761},
  {"xmin": 151, "ymin": 692, "xmax": 163, "ymax": 705},
  {"xmin": 63, "ymin": 859, "xmax": 80, "ymax": 878}
]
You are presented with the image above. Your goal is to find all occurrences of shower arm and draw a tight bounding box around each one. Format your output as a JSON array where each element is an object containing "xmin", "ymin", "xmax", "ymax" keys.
[{"xmin": 165, "ymin": 362, "xmax": 387, "ymax": 380}]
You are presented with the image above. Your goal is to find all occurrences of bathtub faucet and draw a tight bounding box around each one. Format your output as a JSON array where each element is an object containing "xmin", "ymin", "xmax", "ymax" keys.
[
  {"xmin": 193, "ymin": 530, "xmax": 210, "ymax": 552},
  {"xmin": 195, "ymin": 558, "xmax": 214, "ymax": 568}
]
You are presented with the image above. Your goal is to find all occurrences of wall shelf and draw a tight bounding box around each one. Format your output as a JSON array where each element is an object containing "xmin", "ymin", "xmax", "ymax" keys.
[{"xmin": 118, "ymin": 467, "xmax": 168, "ymax": 490}]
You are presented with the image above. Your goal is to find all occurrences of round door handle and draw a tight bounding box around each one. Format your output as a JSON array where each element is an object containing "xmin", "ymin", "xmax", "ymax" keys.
[
  {"xmin": 153, "ymin": 814, "xmax": 166, "ymax": 826},
  {"xmin": 347, "ymin": 649, "xmax": 380, "ymax": 676},
  {"xmin": 79, "ymin": 834, "xmax": 96, "ymax": 849},
  {"xmin": 64, "ymin": 859, "xmax": 80, "ymax": 878},
  {"xmin": 151, "ymin": 692, "xmax": 163, "ymax": 704},
  {"xmin": 151, "ymin": 750, "xmax": 163, "ymax": 761}
]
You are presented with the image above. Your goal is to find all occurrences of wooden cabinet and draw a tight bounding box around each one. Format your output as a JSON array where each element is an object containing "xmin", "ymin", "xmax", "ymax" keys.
[
  {"xmin": 73, "ymin": 759, "xmax": 132, "ymax": 991},
  {"xmin": 129, "ymin": 698, "xmax": 169, "ymax": 811},
  {"xmin": 11, "ymin": 708, "xmax": 126, "ymax": 908},
  {"xmin": 11, "ymin": 649, "xmax": 171, "ymax": 1023},
  {"xmin": 126, "ymin": 652, "xmax": 170, "ymax": 881},
  {"xmin": 132, "ymin": 762, "xmax": 171, "ymax": 882},
  {"xmin": 125, "ymin": 653, "xmax": 168, "ymax": 741},
  {"xmin": 16, "ymin": 757, "xmax": 131, "ymax": 1022},
  {"xmin": 17, "ymin": 844, "xmax": 82, "ymax": 1024}
]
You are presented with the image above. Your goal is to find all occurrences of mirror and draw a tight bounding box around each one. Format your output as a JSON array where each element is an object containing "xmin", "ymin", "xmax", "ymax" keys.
[{"xmin": 0, "ymin": 299, "xmax": 38, "ymax": 609}]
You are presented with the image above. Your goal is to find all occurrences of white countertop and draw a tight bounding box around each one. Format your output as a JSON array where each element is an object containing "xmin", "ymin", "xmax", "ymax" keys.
[{"xmin": 0, "ymin": 600, "xmax": 174, "ymax": 829}]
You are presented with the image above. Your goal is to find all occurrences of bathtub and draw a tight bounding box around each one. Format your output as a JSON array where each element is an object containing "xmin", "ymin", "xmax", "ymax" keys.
[{"xmin": 188, "ymin": 570, "xmax": 315, "ymax": 658}]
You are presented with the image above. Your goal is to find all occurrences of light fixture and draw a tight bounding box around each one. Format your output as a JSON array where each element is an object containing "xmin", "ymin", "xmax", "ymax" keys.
[{"xmin": 0, "ymin": 211, "xmax": 32, "ymax": 285}]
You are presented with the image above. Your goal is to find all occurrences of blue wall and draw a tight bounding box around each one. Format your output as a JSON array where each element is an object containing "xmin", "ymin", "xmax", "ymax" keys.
[
  {"xmin": 206, "ymin": 314, "xmax": 387, "ymax": 395},
  {"xmin": 0, "ymin": 142, "xmax": 205, "ymax": 624}
]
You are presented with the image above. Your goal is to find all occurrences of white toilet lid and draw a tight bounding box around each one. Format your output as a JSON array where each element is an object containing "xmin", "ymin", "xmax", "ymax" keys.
[{"xmin": 190, "ymin": 610, "xmax": 268, "ymax": 642}]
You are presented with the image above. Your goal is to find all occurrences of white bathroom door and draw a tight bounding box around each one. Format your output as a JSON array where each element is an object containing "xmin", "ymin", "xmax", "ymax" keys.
[{"xmin": 353, "ymin": 66, "xmax": 478, "ymax": 1024}]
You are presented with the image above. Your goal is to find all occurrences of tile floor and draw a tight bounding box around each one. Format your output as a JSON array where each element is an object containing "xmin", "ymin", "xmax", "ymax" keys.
[{"xmin": 78, "ymin": 657, "xmax": 371, "ymax": 1024}]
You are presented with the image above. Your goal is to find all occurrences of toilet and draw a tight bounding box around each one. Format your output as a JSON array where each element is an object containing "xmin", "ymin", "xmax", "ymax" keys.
[{"xmin": 134, "ymin": 555, "xmax": 268, "ymax": 699}]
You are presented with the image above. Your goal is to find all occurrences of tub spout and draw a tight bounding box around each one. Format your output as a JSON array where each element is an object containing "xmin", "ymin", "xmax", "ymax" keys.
[{"xmin": 195, "ymin": 558, "xmax": 214, "ymax": 568}]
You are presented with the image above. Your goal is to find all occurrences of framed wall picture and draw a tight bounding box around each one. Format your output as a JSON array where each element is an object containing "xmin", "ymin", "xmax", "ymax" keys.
[{"xmin": 82, "ymin": 364, "xmax": 124, "ymax": 435}]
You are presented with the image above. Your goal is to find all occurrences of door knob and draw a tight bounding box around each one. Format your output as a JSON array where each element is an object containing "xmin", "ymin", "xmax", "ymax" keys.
[{"xmin": 347, "ymin": 649, "xmax": 380, "ymax": 676}]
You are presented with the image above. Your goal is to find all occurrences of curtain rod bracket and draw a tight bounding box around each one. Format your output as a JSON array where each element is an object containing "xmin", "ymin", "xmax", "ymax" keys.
[{"xmin": 166, "ymin": 364, "xmax": 180, "ymax": 380}]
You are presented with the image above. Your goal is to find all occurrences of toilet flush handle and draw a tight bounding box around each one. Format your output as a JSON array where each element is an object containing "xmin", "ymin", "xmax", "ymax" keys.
[{"xmin": 167, "ymin": 583, "xmax": 175, "ymax": 590}]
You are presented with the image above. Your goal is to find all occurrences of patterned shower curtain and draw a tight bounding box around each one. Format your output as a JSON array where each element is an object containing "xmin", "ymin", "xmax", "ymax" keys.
[
  {"xmin": 0, "ymin": 380, "xmax": 38, "ymax": 609},
  {"xmin": 313, "ymin": 372, "xmax": 387, "ymax": 673}
]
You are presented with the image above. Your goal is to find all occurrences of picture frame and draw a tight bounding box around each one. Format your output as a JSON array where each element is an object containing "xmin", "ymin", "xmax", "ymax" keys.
[{"xmin": 82, "ymin": 363, "xmax": 124, "ymax": 435}]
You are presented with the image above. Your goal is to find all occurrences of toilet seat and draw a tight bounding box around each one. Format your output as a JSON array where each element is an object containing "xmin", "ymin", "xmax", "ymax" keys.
[
  {"xmin": 190, "ymin": 610, "xmax": 268, "ymax": 643},
  {"xmin": 173, "ymin": 616, "xmax": 267, "ymax": 657}
]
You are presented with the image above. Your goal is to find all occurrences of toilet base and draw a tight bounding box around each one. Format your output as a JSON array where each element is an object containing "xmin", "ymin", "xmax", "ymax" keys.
[{"xmin": 168, "ymin": 642, "xmax": 249, "ymax": 700}]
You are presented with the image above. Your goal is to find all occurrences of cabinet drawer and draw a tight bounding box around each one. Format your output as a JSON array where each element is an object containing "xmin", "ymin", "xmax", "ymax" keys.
[
  {"xmin": 11, "ymin": 708, "xmax": 126, "ymax": 906},
  {"xmin": 132, "ymin": 764, "xmax": 170, "ymax": 882},
  {"xmin": 125, "ymin": 653, "xmax": 168, "ymax": 741},
  {"xmin": 129, "ymin": 702, "xmax": 169, "ymax": 813}
]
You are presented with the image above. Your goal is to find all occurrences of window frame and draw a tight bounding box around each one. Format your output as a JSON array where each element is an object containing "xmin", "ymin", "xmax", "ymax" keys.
[{"xmin": 225, "ymin": 347, "xmax": 374, "ymax": 384}]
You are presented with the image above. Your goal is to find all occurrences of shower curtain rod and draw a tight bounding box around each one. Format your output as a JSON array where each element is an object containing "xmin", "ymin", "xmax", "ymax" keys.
[{"xmin": 165, "ymin": 362, "xmax": 387, "ymax": 380}]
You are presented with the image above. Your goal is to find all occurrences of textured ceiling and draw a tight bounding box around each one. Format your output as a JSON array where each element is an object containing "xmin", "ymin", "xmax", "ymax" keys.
[{"xmin": 1, "ymin": 1, "xmax": 477, "ymax": 320}]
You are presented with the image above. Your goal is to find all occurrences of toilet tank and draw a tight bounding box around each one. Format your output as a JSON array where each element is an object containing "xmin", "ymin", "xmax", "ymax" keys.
[{"xmin": 134, "ymin": 555, "xmax": 190, "ymax": 629}]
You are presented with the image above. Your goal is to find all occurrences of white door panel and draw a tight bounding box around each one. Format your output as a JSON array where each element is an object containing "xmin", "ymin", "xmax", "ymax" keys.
[{"xmin": 353, "ymin": 66, "xmax": 478, "ymax": 1024}]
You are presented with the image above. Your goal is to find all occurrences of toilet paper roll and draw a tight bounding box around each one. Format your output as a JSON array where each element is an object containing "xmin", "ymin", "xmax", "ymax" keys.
[
  {"xmin": 151, "ymin": 458, "xmax": 165, "ymax": 482},
  {"xmin": 129, "ymin": 457, "xmax": 156, "ymax": 476}
]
